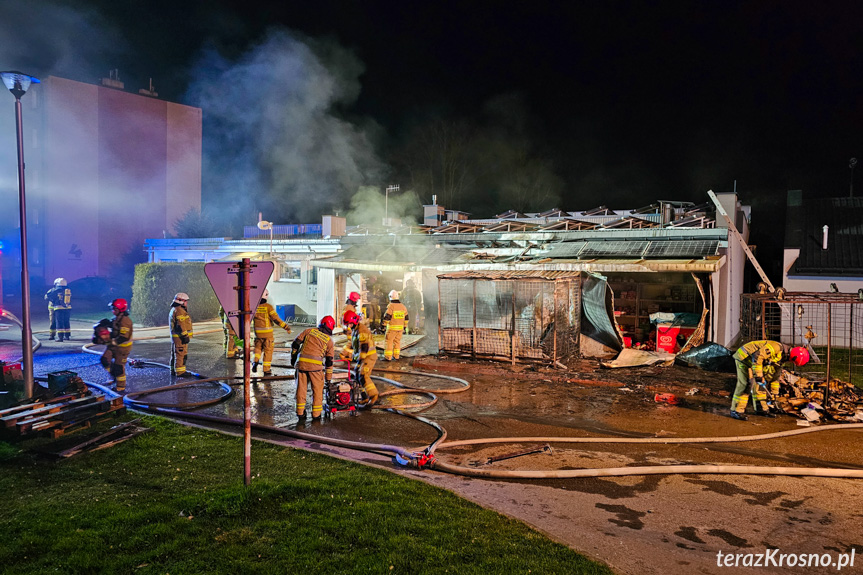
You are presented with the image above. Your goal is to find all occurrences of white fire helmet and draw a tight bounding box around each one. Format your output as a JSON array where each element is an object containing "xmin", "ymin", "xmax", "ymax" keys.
[
  {"xmin": 54, "ymin": 278, "xmax": 67, "ymax": 286},
  {"xmin": 388, "ymin": 290, "xmax": 399, "ymax": 300},
  {"xmin": 173, "ymin": 292, "xmax": 190, "ymax": 305}
]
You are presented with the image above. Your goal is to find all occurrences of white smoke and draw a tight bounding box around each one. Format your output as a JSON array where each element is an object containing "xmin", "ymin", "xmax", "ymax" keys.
[
  {"xmin": 186, "ymin": 29, "xmax": 386, "ymax": 224},
  {"xmin": 345, "ymin": 185, "xmax": 419, "ymax": 227}
]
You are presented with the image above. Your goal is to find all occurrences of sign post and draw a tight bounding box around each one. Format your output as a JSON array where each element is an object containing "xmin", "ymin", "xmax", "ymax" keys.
[{"xmin": 205, "ymin": 258, "xmax": 273, "ymax": 485}]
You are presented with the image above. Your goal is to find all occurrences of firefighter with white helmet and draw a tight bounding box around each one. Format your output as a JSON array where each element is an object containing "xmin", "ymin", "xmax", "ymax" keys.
[
  {"xmin": 169, "ymin": 293, "xmax": 194, "ymax": 377},
  {"xmin": 100, "ymin": 298, "xmax": 133, "ymax": 391},
  {"xmin": 44, "ymin": 278, "xmax": 72, "ymax": 341},
  {"xmin": 252, "ymin": 289, "xmax": 291, "ymax": 376},
  {"xmin": 382, "ymin": 289, "xmax": 409, "ymax": 361}
]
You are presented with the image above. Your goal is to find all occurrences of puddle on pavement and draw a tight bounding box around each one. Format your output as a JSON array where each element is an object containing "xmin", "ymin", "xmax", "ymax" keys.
[{"xmin": 595, "ymin": 502, "xmax": 646, "ymax": 529}]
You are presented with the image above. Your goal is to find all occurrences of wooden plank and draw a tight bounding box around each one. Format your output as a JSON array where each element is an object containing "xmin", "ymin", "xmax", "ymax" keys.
[
  {"xmin": 58, "ymin": 423, "xmax": 149, "ymax": 458},
  {"xmin": 2, "ymin": 395, "xmax": 103, "ymax": 428},
  {"xmin": 15, "ymin": 397, "xmax": 111, "ymax": 434},
  {"xmin": 0, "ymin": 393, "xmax": 85, "ymax": 418},
  {"xmin": 56, "ymin": 419, "xmax": 142, "ymax": 458}
]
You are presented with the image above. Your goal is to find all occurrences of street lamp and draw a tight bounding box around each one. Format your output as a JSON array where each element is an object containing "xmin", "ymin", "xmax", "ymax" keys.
[
  {"xmin": 850, "ymin": 158, "xmax": 857, "ymax": 198},
  {"xmin": 1, "ymin": 71, "xmax": 39, "ymax": 398}
]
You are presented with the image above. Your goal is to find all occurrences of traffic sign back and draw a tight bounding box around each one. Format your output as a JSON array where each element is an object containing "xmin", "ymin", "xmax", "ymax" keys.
[{"xmin": 205, "ymin": 260, "xmax": 274, "ymax": 335}]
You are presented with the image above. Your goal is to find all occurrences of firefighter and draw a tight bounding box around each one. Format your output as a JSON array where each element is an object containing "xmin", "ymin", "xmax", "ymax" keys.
[
  {"xmin": 341, "ymin": 291, "xmax": 362, "ymax": 322},
  {"xmin": 44, "ymin": 278, "xmax": 72, "ymax": 341},
  {"xmin": 219, "ymin": 306, "xmax": 241, "ymax": 359},
  {"xmin": 402, "ymin": 279, "xmax": 422, "ymax": 334},
  {"xmin": 382, "ymin": 289, "xmax": 409, "ymax": 361},
  {"xmin": 730, "ymin": 340, "xmax": 810, "ymax": 421},
  {"xmin": 100, "ymin": 298, "xmax": 133, "ymax": 391},
  {"xmin": 252, "ymin": 289, "xmax": 291, "ymax": 376},
  {"xmin": 342, "ymin": 310, "xmax": 378, "ymax": 407},
  {"xmin": 169, "ymin": 293, "xmax": 194, "ymax": 377},
  {"xmin": 290, "ymin": 316, "xmax": 335, "ymax": 420}
]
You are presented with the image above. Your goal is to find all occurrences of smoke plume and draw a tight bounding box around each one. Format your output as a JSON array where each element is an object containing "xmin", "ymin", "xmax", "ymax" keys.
[{"xmin": 186, "ymin": 29, "xmax": 386, "ymax": 227}]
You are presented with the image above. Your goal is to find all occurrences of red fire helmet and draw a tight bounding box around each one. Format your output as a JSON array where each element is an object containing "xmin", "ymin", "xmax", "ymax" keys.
[
  {"xmin": 319, "ymin": 315, "xmax": 335, "ymax": 331},
  {"xmin": 789, "ymin": 346, "xmax": 810, "ymax": 367},
  {"xmin": 342, "ymin": 310, "xmax": 359, "ymax": 326}
]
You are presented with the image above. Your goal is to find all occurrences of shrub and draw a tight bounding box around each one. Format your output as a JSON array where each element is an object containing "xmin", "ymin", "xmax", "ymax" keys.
[{"xmin": 131, "ymin": 263, "xmax": 219, "ymax": 326}]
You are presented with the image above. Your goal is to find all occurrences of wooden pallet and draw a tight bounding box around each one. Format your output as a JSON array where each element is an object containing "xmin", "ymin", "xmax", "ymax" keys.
[
  {"xmin": 51, "ymin": 419, "xmax": 150, "ymax": 458},
  {"xmin": 0, "ymin": 392, "xmax": 125, "ymax": 439}
]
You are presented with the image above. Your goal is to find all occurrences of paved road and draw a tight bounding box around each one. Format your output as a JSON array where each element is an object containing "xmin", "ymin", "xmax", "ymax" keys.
[{"xmin": 3, "ymin": 315, "xmax": 863, "ymax": 574}]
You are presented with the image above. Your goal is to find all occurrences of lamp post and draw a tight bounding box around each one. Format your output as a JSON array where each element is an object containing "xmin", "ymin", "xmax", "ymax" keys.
[
  {"xmin": 850, "ymin": 158, "xmax": 857, "ymax": 198},
  {"xmin": 1, "ymin": 71, "xmax": 39, "ymax": 398}
]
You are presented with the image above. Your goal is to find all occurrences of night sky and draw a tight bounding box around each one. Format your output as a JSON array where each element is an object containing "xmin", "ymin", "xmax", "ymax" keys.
[{"xmin": 7, "ymin": 1, "xmax": 863, "ymax": 222}]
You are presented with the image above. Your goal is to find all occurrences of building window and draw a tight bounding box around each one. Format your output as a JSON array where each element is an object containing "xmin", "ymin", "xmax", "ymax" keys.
[
  {"xmin": 307, "ymin": 266, "xmax": 317, "ymax": 285},
  {"xmin": 279, "ymin": 261, "xmax": 301, "ymax": 282}
]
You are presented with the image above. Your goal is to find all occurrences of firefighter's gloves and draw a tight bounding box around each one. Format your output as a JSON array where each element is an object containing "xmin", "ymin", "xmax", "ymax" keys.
[
  {"xmin": 284, "ymin": 325, "xmax": 291, "ymax": 333},
  {"xmin": 180, "ymin": 334, "xmax": 190, "ymax": 344},
  {"xmin": 290, "ymin": 350, "xmax": 299, "ymax": 366}
]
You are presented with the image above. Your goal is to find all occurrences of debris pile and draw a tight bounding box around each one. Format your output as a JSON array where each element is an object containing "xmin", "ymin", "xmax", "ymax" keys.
[{"xmin": 775, "ymin": 372, "xmax": 863, "ymax": 423}]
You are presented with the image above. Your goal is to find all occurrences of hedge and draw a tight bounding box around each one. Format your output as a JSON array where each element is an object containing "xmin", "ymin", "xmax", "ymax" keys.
[{"xmin": 131, "ymin": 263, "xmax": 220, "ymax": 327}]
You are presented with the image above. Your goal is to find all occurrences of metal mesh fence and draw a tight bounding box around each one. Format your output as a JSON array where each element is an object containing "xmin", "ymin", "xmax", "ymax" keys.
[
  {"xmin": 438, "ymin": 276, "xmax": 581, "ymax": 363},
  {"xmin": 741, "ymin": 293, "xmax": 863, "ymax": 386}
]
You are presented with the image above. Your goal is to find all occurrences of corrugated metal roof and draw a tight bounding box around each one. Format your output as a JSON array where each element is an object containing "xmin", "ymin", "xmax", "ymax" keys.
[{"xmin": 437, "ymin": 270, "xmax": 583, "ymax": 280}]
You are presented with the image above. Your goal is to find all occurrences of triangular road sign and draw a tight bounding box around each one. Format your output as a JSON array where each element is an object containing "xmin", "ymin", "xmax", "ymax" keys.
[{"xmin": 205, "ymin": 261, "xmax": 274, "ymax": 336}]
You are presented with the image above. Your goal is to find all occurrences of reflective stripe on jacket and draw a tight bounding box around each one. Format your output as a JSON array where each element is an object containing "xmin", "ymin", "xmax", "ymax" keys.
[
  {"xmin": 291, "ymin": 327, "xmax": 334, "ymax": 377},
  {"xmin": 169, "ymin": 304, "xmax": 193, "ymax": 340},
  {"xmin": 734, "ymin": 340, "xmax": 786, "ymax": 379},
  {"xmin": 383, "ymin": 301, "xmax": 408, "ymax": 331},
  {"xmin": 254, "ymin": 303, "xmax": 288, "ymax": 338}
]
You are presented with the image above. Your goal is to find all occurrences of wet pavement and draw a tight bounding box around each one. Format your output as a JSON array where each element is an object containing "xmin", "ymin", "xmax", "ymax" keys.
[{"xmin": 3, "ymin": 315, "xmax": 863, "ymax": 574}]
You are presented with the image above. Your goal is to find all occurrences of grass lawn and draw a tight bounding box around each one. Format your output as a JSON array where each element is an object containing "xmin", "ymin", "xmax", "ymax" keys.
[{"xmin": 0, "ymin": 415, "xmax": 613, "ymax": 574}]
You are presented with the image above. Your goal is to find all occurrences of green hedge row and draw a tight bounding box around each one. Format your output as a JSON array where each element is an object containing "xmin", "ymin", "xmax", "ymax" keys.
[{"xmin": 131, "ymin": 263, "xmax": 219, "ymax": 327}]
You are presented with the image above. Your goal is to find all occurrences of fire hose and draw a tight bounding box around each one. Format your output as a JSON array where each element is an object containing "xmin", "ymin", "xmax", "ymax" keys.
[{"xmin": 77, "ymin": 337, "xmax": 863, "ymax": 479}]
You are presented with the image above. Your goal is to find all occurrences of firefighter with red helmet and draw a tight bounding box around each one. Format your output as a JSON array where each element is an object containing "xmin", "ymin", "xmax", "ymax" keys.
[
  {"xmin": 100, "ymin": 298, "xmax": 133, "ymax": 392},
  {"xmin": 290, "ymin": 316, "xmax": 335, "ymax": 420},
  {"xmin": 382, "ymin": 289, "xmax": 409, "ymax": 361},
  {"xmin": 252, "ymin": 289, "xmax": 291, "ymax": 376},
  {"xmin": 169, "ymin": 293, "xmax": 194, "ymax": 377},
  {"xmin": 730, "ymin": 340, "xmax": 810, "ymax": 421},
  {"xmin": 341, "ymin": 291, "xmax": 362, "ymax": 324},
  {"xmin": 342, "ymin": 310, "xmax": 378, "ymax": 407}
]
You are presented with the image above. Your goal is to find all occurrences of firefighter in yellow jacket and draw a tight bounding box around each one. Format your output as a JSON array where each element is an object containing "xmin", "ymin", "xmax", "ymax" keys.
[
  {"xmin": 382, "ymin": 289, "xmax": 409, "ymax": 361},
  {"xmin": 341, "ymin": 310, "xmax": 378, "ymax": 407},
  {"xmin": 100, "ymin": 298, "xmax": 133, "ymax": 391},
  {"xmin": 291, "ymin": 316, "xmax": 335, "ymax": 420},
  {"xmin": 169, "ymin": 292, "xmax": 194, "ymax": 377},
  {"xmin": 219, "ymin": 306, "xmax": 241, "ymax": 359},
  {"xmin": 252, "ymin": 289, "xmax": 291, "ymax": 376},
  {"xmin": 341, "ymin": 291, "xmax": 362, "ymax": 324},
  {"xmin": 730, "ymin": 340, "xmax": 810, "ymax": 420}
]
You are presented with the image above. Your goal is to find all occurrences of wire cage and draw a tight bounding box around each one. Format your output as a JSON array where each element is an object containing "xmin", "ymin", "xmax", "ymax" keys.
[
  {"xmin": 740, "ymin": 292, "xmax": 863, "ymax": 386},
  {"xmin": 437, "ymin": 271, "xmax": 581, "ymax": 364}
]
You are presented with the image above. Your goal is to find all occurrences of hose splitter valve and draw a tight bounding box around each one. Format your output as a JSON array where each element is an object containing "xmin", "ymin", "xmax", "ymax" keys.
[{"xmin": 394, "ymin": 449, "xmax": 436, "ymax": 469}]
